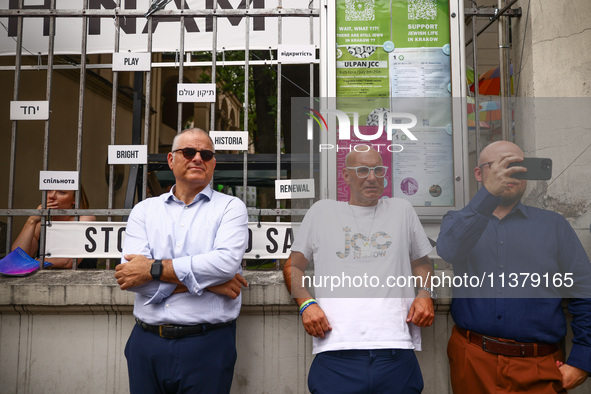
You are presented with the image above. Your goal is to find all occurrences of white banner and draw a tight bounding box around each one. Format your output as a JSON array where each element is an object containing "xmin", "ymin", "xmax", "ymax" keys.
[
  {"xmin": 0, "ymin": 0, "xmax": 319, "ymax": 56},
  {"xmin": 46, "ymin": 221, "xmax": 299, "ymax": 259}
]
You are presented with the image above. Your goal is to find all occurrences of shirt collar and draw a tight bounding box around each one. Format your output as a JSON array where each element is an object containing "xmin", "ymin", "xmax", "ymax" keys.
[
  {"xmin": 507, "ymin": 200, "xmax": 528, "ymax": 218},
  {"xmin": 163, "ymin": 184, "xmax": 213, "ymax": 206}
]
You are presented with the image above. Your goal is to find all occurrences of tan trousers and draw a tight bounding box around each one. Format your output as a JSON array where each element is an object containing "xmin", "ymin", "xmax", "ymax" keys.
[{"xmin": 447, "ymin": 325, "xmax": 566, "ymax": 393}]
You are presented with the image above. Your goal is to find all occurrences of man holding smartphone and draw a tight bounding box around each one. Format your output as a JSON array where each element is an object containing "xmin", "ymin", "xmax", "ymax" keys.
[{"xmin": 437, "ymin": 140, "xmax": 591, "ymax": 392}]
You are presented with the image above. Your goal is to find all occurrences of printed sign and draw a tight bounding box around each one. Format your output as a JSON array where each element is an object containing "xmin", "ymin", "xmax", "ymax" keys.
[
  {"xmin": 177, "ymin": 83, "xmax": 216, "ymax": 103},
  {"xmin": 39, "ymin": 171, "xmax": 79, "ymax": 191},
  {"xmin": 45, "ymin": 221, "xmax": 299, "ymax": 259},
  {"xmin": 277, "ymin": 45, "xmax": 316, "ymax": 64},
  {"xmin": 112, "ymin": 52, "xmax": 151, "ymax": 71},
  {"xmin": 0, "ymin": 0, "xmax": 319, "ymax": 56},
  {"xmin": 108, "ymin": 145, "xmax": 148, "ymax": 164},
  {"xmin": 275, "ymin": 179, "xmax": 315, "ymax": 199},
  {"xmin": 10, "ymin": 101, "xmax": 50, "ymax": 120},
  {"xmin": 210, "ymin": 131, "xmax": 249, "ymax": 151}
]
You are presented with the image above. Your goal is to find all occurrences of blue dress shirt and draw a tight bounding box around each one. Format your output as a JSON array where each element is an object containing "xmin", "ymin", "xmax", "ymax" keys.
[
  {"xmin": 121, "ymin": 184, "xmax": 249, "ymax": 326},
  {"xmin": 437, "ymin": 187, "xmax": 591, "ymax": 372}
]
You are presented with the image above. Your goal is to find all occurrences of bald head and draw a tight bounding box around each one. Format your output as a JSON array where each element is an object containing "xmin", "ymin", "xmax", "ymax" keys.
[
  {"xmin": 172, "ymin": 128, "xmax": 214, "ymax": 152},
  {"xmin": 345, "ymin": 146, "xmax": 383, "ymax": 167},
  {"xmin": 479, "ymin": 140, "xmax": 524, "ymax": 166}
]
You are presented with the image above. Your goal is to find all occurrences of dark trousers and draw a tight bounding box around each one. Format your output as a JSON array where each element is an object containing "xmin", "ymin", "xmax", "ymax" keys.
[
  {"xmin": 447, "ymin": 325, "xmax": 565, "ymax": 394},
  {"xmin": 124, "ymin": 321, "xmax": 237, "ymax": 394},
  {"xmin": 308, "ymin": 349, "xmax": 424, "ymax": 394}
]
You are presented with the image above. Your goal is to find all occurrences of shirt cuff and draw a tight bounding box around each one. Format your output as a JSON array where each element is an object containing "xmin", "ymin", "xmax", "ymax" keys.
[
  {"xmin": 143, "ymin": 282, "xmax": 176, "ymax": 305},
  {"xmin": 467, "ymin": 186, "xmax": 502, "ymax": 217},
  {"xmin": 172, "ymin": 256, "xmax": 203, "ymax": 295},
  {"xmin": 567, "ymin": 344, "xmax": 591, "ymax": 374}
]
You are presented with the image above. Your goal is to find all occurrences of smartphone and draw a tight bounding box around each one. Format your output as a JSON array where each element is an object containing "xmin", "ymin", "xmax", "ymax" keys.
[{"xmin": 508, "ymin": 158, "xmax": 552, "ymax": 180}]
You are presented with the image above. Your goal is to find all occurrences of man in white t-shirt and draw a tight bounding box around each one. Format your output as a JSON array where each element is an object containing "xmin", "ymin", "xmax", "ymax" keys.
[{"xmin": 283, "ymin": 147, "xmax": 434, "ymax": 393}]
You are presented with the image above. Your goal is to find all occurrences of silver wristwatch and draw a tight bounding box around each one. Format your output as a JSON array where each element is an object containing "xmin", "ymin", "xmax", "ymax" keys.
[{"xmin": 417, "ymin": 286, "xmax": 437, "ymax": 301}]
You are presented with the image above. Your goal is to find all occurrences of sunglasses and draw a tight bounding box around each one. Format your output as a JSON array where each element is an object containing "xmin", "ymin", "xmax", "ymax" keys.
[
  {"xmin": 172, "ymin": 148, "xmax": 215, "ymax": 161},
  {"xmin": 346, "ymin": 166, "xmax": 388, "ymax": 178}
]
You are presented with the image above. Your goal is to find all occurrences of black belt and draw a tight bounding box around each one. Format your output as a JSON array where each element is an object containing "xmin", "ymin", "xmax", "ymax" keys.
[
  {"xmin": 136, "ymin": 318, "xmax": 234, "ymax": 339},
  {"xmin": 326, "ymin": 349, "xmax": 402, "ymax": 357},
  {"xmin": 456, "ymin": 326, "xmax": 559, "ymax": 357}
]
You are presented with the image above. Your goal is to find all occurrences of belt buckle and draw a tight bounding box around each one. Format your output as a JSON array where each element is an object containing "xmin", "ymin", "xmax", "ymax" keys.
[
  {"xmin": 481, "ymin": 336, "xmax": 494, "ymax": 354},
  {"xmin": 159, "ymin": 324, "xmax": 176, "ymax": 339}
]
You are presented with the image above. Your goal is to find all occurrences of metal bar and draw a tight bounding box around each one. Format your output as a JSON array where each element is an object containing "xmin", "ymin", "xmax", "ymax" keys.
[
  {"xmin": 465, "ymin": 0, "xmax": 519, "ymax": 46},
  {"xmin": 0, "ymin": 59, "xmax": 320, "ymax": 72},
  {"xmin": 242, "ymin": 9, "xmax": 250, "ymax": 204},
  {"xmin": 72, "ymin": 0, "xmax": 89, "ymax": 270},
  {"xmin": 6, "ymin": 0, "xmax": 24, "ymax": 255},
  {"xmin": 464, "ymin": 7, "xmax": 521, "ymax": 17},
  {"xmin": 0, "ymin": 9, "xmax": 319, "ymax": 17},
  {"xmin": 142, "ymin": 18, "xmax": 154, "ymax": 201},
  {"xmin": 308, "ymin": 2, "xmax": 315, "ymax": 204},
  {"xmin": 472, "ymin": 16, "xmax": 481, "ymax": 166},
  {"xmin": 210, "ymin": 1, "xmax": 218, "ymax": 130},
  {"xmin": 276, "ymin": 0, "xmax": 282, "ymax": 218},
  {"xmin": 177, "ymin": 0, "xmax": 186, "ymax": 133},
  {"xmin": 498, "ymin": 0, "xmax": 509, "ymax": 141},
  {"xmin": 38, "ymin": 0, "xmax": 57, "ymax": 268},
  {"xmin": 0, "ymin": 208, "xmax": 309, "ymax": 217},
  {"xmin": 108, "ymin": 0, "xmax": 122, "ymax": 231}
]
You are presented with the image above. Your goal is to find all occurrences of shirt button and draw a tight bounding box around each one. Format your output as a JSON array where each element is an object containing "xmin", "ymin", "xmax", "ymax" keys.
[
  {"xmin": 500, "ymin": 265, "xmax": 504, "ymax": 269},
  {"xmin": 184, "ymin": 206, "xmax": 188, "ymax": 210},
  {"xmin": 497, "ymin": 315, "xmax": 502, "ymax": 320},
  {"xmin": 499, "ymin": 241, "xmax": 504, "ymax": 245},
  {"xmin": 166, "ymin": 304, "xmax": 170, "ymax": 308},
  {"xmin": 176, "ymin": 243, "xmax": 181, "ymax": 248},
  {"xmin": 180, "ymin": 223, "xmax": 184, "ymax": 227}
]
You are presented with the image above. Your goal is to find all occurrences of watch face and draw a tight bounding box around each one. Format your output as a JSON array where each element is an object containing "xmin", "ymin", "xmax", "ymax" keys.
[{"xmin": 151, "ymin": 260, "xmax": 163, "ymax": 278}]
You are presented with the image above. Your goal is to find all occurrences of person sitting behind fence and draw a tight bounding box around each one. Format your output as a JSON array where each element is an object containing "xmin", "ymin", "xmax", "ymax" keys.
[{"xmin": 11, "ymin": 188, "xmax": 97, "ymax": 269}]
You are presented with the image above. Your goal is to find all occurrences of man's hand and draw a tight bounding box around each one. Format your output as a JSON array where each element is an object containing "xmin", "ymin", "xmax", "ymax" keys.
[
  {"xmin": 114, "ymin": 254, "xmax": 153, "ymax": 290},
  {"xmin": 207, "ymin": 273, "xmax": 248, "ymax": 299},
  {"xmin": 482, "ymin": 152, "xmax": 526, "ymax": 196},
  {"xmin": 406, "ymin": 294, "xmax": 434, "ymax": 327},
  {"xmin": 301, "ymin": 303, "xmax": 332, "ymax": 338},
  {"xmin": 556, "ymin": 361, "xmax": 589, "ymax": 390}
]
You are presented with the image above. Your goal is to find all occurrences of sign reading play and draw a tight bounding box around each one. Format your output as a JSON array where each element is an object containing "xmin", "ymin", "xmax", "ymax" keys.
[
  {"xmin": 112, "ymin": 52, "xmax": 151, "ymax": 71},
  {"xmin": 275, "ymin": 179, "xmax": 315, "ymax": 199}
]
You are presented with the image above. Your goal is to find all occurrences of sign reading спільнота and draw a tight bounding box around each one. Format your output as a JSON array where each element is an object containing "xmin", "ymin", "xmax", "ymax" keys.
[
  {"xmin": 275, "ymin": 179, "xmax": 315, "ymax": 199},
  {"xmin": 210, "ymin": 131, "xmax": 249, "ymax": 151},
  {"xmin": 39, "ymin": 171, "xmax": 79, "ymax": 191},
  {"xmin": 108, "ymin": 145, "xmax": 148, "ymax": 164}
]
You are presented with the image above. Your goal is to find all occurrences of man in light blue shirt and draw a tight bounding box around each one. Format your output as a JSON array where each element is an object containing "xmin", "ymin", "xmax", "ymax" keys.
[{"xmin": 115, "ymin": 128, "xmax": 249, "ymax": 393}]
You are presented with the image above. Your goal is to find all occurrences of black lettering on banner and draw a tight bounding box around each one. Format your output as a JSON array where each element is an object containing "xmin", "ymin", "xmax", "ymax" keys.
[
  {"xmin": 117, "ymin": 227, "xmax": 126, "ymax": 253},
  {"xmin": 245, "ymin": 228, "xmax": 253, "ymax": 253},
  {"xmin": 282, "ymin": 228, "xmax": 294, "ymax": 254},
  {"xmin": 85, "ymin": 227, "xmax": 97, "ymax": 253},
  {"xmin": 102, "ymin": 227, "xmax": 113, "ymax": 253},
  {"xmin": 266, "ymin": 228, "xmax": 278, "ymax": 253}
]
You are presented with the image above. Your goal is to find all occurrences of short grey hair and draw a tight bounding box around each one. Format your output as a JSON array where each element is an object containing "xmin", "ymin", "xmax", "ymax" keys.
[{"xmin": 171, "ymin": 128, "xmax": 215, "ymax": 152}]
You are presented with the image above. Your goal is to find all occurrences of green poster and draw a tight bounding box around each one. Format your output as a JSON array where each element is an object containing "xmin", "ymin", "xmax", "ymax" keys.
[{"xmin": 336, "ymin": 1, "xmax": 391, "ymax": 98}]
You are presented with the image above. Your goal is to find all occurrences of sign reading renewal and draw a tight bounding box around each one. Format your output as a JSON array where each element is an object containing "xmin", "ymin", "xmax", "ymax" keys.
[
  {"xmin": 46, "ymin": 221, "xmax": 299, "ymax": 259},
  {"xmin": 275, "ymin": 179, "xmax": 315, "ymax": 199},
  {"xmin": 0, "ymin": 0, "xmax": 319, "ymax": 56}
]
